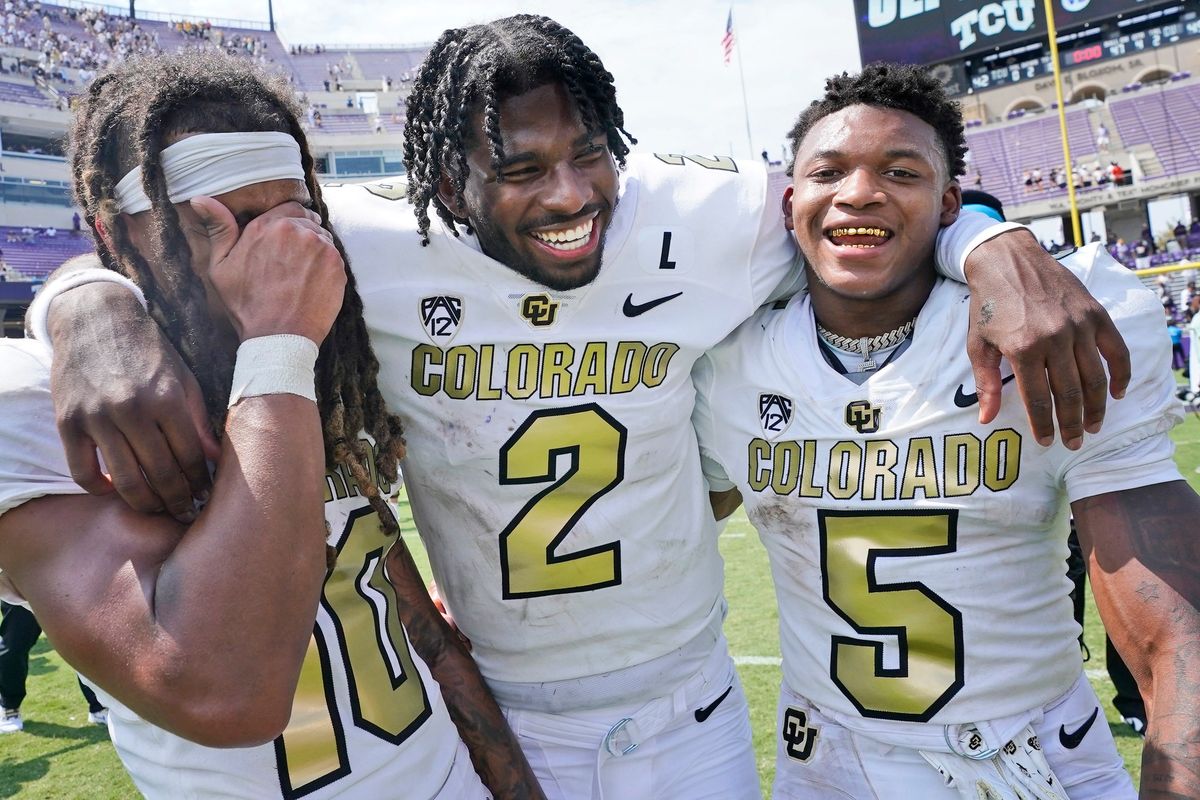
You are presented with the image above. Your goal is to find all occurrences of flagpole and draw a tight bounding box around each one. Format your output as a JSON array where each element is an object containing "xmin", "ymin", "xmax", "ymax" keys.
[{"xmin": 732, "ymin": 7, "xmax": 754, "ymax": 157}]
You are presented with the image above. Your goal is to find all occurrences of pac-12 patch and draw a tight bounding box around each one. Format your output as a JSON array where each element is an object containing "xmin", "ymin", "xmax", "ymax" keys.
[
  {"xmin": 759, "ymin": 393, "xmax": 794, "ymax": 440},
  {"xmin": 419, "ymin": 295, "xmax": 463, "ymax": 343}
]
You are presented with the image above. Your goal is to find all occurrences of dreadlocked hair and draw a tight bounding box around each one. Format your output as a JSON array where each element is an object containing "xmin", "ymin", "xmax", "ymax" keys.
[
  {"xmin": 68, "ymin": 50, "xmax": 405, "ymax": 535},
  {"xmin": 785, "ymin": 62, "xmax": 967, "ymax": 180},
  {"xmin": 403, "ymin": 14, "xmax": 636, "ymax": 245}
]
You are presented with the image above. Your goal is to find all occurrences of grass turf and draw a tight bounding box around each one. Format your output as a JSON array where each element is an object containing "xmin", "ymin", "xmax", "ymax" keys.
[{"xmin": 2, "ymin": 414, "xmax": 1197, "ymax": 798}]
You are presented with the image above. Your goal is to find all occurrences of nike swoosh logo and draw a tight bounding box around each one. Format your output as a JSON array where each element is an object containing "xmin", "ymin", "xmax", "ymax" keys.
[
  {"xmin": 694, "ymin": 685, "xmax": 733, "ymax": 723},
  {"xmin": 953, "ymin": 373, "xmax": 1016, "ymax": 408},
  {"xmin": 623, "ymin": 291, "xmax": 683, "ymax": 317},
  {"xmin": 1059, "ymin": 707, "xmax": 1099, "ymax": 749}
]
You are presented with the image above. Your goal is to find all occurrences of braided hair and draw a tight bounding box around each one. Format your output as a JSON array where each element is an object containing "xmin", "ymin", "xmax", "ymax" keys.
[
  {"xmin": 403, "ymin": 14, "xmax": 636, "ymax": 245},
  {"xmin": 68, "ymin": 50, "xmax": 405, "ymax": 533},
  {"xmin": 785, "ymin": 62, "xmax": 968, "ymax": 180}
]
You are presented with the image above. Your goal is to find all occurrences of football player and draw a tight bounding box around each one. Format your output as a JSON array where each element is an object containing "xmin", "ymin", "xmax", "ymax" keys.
[
  {"xmin": 692, "ymin": 63, "xmax": 1200, "ymax": 799},
  {"xmin": 31, "ymin": 17, "xmax": 1132, "ymax": 799},
  {"xmin": 0, "ymin": 52, "xmax": 541, "ymax": 799}
]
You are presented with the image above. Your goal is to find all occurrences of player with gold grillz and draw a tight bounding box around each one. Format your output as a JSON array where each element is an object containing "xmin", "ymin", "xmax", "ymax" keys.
[{"xmin": 693, "ymin": 63, "xmax": 1200, "ymax": 799}]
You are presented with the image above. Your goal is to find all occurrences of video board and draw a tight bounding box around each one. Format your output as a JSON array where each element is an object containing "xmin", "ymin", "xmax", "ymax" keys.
[{"xmin": 855, "ymin": 0, "xmax": 1175, "ymax": 66}]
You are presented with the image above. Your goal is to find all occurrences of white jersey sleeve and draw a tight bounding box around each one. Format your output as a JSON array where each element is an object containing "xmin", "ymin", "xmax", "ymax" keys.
[
  {"xmin": 1050, "ymin": 245, "xmax": 1184, "ymax": 501},
  {"xmin": 0, "ymin": 340, "xmax": 83, "ymax": 606},
  {"xmin": 0, "ymin": 340, "xmax": 84, "ymax": 516}
]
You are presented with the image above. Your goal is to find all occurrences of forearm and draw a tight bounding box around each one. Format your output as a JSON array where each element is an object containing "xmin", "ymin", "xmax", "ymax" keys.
[
  {"xmin": 143, "ymin": 395, "xmax": 328, "ymax": 741},
  {"xmin": 386, "ymin": 543, "xmax": 546, "ymax": 800},
  {"xmin": 1139, "ymin": 647, "xmax": 1200, "ymax": 800},
  {"xmin": 1076, "ymin": 482, "xmax": 1200, "ymax": 799}
]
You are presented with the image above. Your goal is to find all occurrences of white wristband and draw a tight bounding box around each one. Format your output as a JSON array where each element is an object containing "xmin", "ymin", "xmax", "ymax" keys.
[
  {"xmin": 28, "ymin": 268, "xmax": 148, "ymax": 351},
  {"xmin": 228, "ymin": 334, "xmax": 320, "ymax": 408}
]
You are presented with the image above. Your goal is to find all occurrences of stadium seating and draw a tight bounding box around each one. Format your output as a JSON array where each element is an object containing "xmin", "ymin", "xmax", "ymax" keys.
[
  {"xmin": 0, "ymin": 78, "xmax": 52, "ymax": 107},
  {"xmin": 1, "ymin": 228, "xmax": 93, "ymax": 279},
  {"xmin": 965, "ymin": 109, "xmax": 1098, "ymax": 208},
  {"xmin": 1110, "ymin": 84, "xmax": 1200, "ymax": 180}
]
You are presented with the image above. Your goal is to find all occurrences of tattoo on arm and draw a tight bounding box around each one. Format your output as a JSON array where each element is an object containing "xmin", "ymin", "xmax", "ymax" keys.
[
  {"xmin": 1075, "ymin": 481, "xmax": 1200, "ymax": 799},
  {"xmin": 385, "ymin": 538, "xmax": 546, "ymax": 800},
  {"xmin": 978, "ymin": 299, "xmax": 996, "ymax": 326}
]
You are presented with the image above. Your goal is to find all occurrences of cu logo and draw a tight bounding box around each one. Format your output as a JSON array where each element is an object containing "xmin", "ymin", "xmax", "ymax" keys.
[
  {"xmin": 782, "ymin": 707, "xmax": 820, "ymax": 763},
  {"xmin": 520, "ymin": 293, "xmax": 560, "ymax": 327},
  {"xmin": 1060, "ymin": 0, "xmax": 1090, "ymax": 12},
  {"xmin": 844, "ymin": 400, "xmax": 882, "ymax": 434}
]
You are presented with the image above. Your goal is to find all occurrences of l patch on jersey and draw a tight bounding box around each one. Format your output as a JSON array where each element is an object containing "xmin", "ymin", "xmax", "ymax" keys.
[
  {"xmin": 520, "ymin": 293, "xmax": 560, "ymax": 328},
  {"xmin": 419, "ymin": 295, "xmax": 463, "ymax": 343},
  {"xmin": 759, "ymin": 393, "xmax": 794, "ymax": 440},
  {"xmin": 844, "ymin": 400, "xmax": 882, "ymax": 434},
  {"xmin": 782, "ymin": 707, "xmax": 819, "ymax": 763}
]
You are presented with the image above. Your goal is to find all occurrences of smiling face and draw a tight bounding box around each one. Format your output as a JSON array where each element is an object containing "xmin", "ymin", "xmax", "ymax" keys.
[
  {"xmin": 785, "ymin": 104, "xmax": 961, "ymax": 327},
  {"xmin": 445, "ymin": 82, "xmax": 619, "ymax": 291}
]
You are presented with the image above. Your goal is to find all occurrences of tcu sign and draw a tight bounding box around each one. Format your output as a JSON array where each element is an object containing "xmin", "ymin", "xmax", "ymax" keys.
[
  {"xmin": 949, "ymin": 0, "xmax": 1036, "ymax": 51},
  {"xmin": 856, "ymin": 0, "xmax": 1169, "ymax": 66}
]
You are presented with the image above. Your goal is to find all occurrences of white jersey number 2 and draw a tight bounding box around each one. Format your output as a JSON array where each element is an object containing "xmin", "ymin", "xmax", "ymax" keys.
[{"xmin": 499, "ymin": 404, "xmax": 628, "ymax": 599}]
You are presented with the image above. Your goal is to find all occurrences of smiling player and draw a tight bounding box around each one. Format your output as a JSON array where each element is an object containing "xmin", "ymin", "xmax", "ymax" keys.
[{"xmin": 693, "ymin": 63, "xmax": 1200, "ymax": 799}]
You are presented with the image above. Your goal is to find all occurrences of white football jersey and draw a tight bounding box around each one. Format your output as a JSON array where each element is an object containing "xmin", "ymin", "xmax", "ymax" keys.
[
  {"xmin": 693, "ymin": 244, "xmax": 1184, "ymax": 726},
  {"xmin": 0, "ymin": 340, "xmax": 462, "ymax": 799},
  {"xmin": 324, "ymin": 153, "xmax": 798, "ymax": 690}
]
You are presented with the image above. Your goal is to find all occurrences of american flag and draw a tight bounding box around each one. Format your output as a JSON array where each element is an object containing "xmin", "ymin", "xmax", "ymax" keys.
[{"xmin": 722, "ymin": 9, "xmax": 735, "ymax": 65}]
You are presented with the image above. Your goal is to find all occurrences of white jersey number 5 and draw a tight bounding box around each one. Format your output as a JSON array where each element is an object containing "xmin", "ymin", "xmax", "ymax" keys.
[{"xmin": 819, "ymin": 509, "xmax": 965, "ymax": 722}]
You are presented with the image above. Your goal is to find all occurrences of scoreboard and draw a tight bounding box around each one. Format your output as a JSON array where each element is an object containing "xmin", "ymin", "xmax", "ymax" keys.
[
  {"xmin": 1061, "ymin": 11, "xmax": 1200, "ymax": 66},
  {"xmin": 855, "ymin": 0, "xmax": 1176, "ymax": 66}
]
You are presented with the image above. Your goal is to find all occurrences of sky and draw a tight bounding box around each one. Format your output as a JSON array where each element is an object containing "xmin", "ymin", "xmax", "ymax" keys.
[{"xmin": 130, "ymin": 0, "xmax": 864, "ymax": 161}]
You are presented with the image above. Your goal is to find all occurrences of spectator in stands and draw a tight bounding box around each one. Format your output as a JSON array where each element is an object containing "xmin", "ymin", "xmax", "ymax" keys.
[
  {"xmin": 345, "ymin": 94, "xmax": 354, "ymax": 108},
  {"xmin": 1135, "ymin": 237, "xmax": 1152, "ymax": 269},
  {"xmin": 1142, "ymin": 225, "xmax": 1157, "ymax": 254},
  {"xmin": 1180, "ymin": 280, "xmax": 1197, "ymax": 313},
  {"xmin": 312, "ymin": 108, "xmax": 321, "ymax": 128},
  {"xmin": 71, "ymin": 212, "xmax": 80, "ymax": 234},
  {"xmin": 1031, "ymin": 165, "xmax": 1043, "ymax": 191},
  {"xmin": 1174, "ymin": 221, "xmax": 1189, "ymax": 251},
  {"xmin": 972, "ymin": 170, "xmax": 982, "ymax": 189},
  {"xmin": 42, "ymin": 226, "xmax": 55, "ymax": 238},
  {"xmin": 1096, "ymin": 122, "xmax": 1110, "ymax": 152},
  {"xmin": 323, "ymin": 78, "xmax": 329, "ymax": 91},
  {"xmin": 1022, "ymin": 169, "xmax": 1032, "ymax": 193}
]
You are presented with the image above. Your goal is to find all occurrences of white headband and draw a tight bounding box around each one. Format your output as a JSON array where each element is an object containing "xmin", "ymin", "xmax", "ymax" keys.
[{"xmin": 113, "ymin": 131, "xmax": 305, "ymax": 214}]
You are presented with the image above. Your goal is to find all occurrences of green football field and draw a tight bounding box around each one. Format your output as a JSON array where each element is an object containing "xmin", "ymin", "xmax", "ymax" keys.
[{"xmin": 3, "ymin": 413, "xmax": 1198, "ymax": 799}]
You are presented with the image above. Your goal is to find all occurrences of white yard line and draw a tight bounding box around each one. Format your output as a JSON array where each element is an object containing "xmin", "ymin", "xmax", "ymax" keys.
[
  {"xmin": 734, "ymin": 655, "xmax": 782, "ymax": 666},
  {"xmin": 721, "ymin": 532, "xmax": 748, "ymax": 539}
]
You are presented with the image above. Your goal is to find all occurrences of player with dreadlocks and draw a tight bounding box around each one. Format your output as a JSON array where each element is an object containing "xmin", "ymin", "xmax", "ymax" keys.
[
  {"xmin": 0, "ymin": 51, "xmax": 543, "ymax": 799},
  {"xmin": 35, "ymin": 15, "xmax": 1134, "ymax": 800}
]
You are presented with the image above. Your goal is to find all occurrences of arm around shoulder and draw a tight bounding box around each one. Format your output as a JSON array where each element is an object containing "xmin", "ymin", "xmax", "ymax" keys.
[{"xmin": 0, "ymin": 392, "xmax": 330, "ymax": 748}]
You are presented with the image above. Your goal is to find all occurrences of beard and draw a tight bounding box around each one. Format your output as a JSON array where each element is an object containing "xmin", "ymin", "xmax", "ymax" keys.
[{"xmin": 469, "ymin": 196, "xmax": 617, "ymax": 292}]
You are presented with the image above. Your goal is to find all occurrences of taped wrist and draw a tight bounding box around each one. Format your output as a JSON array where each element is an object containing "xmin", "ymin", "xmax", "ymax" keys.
[{"xmin": 228, "ymin": 334, "xmax": 319, "ymax": 408}]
